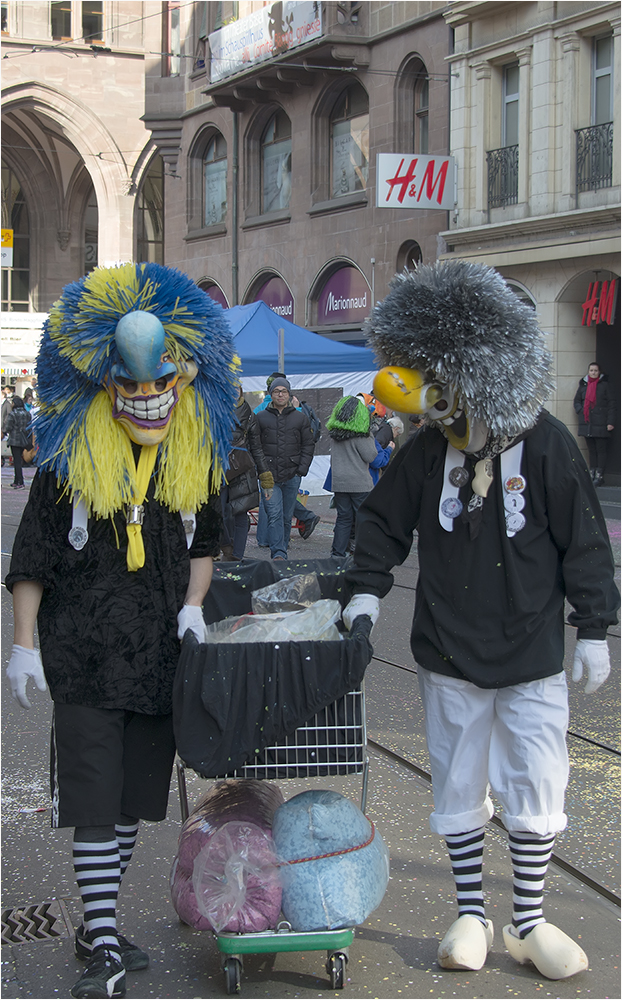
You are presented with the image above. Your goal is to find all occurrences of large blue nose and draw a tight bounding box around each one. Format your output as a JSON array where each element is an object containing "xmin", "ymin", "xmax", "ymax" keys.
[{"xmin": 113, "ymin": 311, "xmax": 176, "ymax": 382}]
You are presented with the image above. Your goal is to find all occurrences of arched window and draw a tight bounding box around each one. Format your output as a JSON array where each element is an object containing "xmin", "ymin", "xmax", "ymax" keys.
[
  {"xmin": 261, "ymin": 111, "xmax": 291, "ymax": 213},
  {"xmin": 1, "ymin": 164, "xmax": 30, "ymax": 311},
  {"xmin": 136, "ymin": 156, "xmax": 164, "ymax": 263},
  {"xmin": 397, "ymin": 240, "xmax": 422, "ymax": 272},
  {"xmin": 395, "ymin": 55, "xmax": 429, "ymax": 153},
  {"xmin": 83, "ymin": 186, "xmax": 98, "ymax": 274},
  {"xmin": 330, "ymin": 84, "xmax": 369, "ymax": 199},
  {"xmin": 204, "ymin": 133, "xmax": 227, "ymax": 226},
  {"xmin": 415, "ymin": 76, "xmax": 429, "ymax": 154}
]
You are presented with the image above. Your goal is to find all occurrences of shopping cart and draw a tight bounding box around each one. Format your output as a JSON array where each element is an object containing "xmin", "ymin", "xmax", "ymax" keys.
[{"xmin": 174, "ymin": 559, "xmax": 374, "ymax": 994}]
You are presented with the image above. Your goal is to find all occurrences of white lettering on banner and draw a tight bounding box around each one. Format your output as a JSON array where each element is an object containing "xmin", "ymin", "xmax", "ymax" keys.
[
  {"xmin": 326, "ymin": 292, "xmax": 368, "ymax": 313},
  {"xmin": 270, "ymin": 302, "xmax": 293, "ymax": 316},
  {"xmin": 376, "ymin": 153, "xmax": 456, "ymax": 211},
  {"xmin": 209, "ymin": 2, "xmax": 323, "ymax": 83}
]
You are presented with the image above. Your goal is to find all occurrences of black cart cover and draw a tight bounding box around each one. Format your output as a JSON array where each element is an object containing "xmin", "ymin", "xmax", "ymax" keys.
[{"xmin": 173, "ymin": 559, "xmax": 373, "ymax": 778}]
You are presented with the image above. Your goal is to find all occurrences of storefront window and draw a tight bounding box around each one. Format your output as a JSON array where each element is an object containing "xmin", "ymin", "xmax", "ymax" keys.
[
  {"xmin": 261, "ymin": 111, "xmax": 291, "ymax": 213},
  {"xmin": 136, "ymin": 157, "xmax": 164, "ymax": 264},
  {"xmin": 331, "ymin": 84, "xmax": 369, "ymax": 198},
  {"xmin": 1, "ymin": 164, "xmax": 30, "ymax": 311}
]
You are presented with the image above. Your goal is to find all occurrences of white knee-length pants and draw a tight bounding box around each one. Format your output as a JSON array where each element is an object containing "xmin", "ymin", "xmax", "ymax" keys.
[{"xmin": 417, "ymin": 668, "xmax": 569, "ymax": 837}]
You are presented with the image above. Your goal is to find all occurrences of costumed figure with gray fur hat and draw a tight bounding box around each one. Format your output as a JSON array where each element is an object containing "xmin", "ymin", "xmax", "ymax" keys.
[
  {"xmin": 5, "ymin": 262, "xmax": 238, "ymax": 999},
  {"xmin": 342, "ymin": 260, "xmax": 619, "ymax": 981}
]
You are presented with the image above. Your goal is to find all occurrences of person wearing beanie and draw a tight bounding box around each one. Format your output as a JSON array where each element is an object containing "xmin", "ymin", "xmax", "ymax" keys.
[
  {"xmin": 255, "ymin": 376, "xmax": 315, "ymax": 559},
  {"xmin": 327, "ymin": 396, "xmax": 378, "ymax": 559},
  {"xmin": 342, "ymin": 261, "xmax": 618, "ymax": 982}
]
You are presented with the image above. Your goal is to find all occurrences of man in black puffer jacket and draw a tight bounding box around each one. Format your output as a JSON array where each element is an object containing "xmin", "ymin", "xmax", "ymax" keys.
[{"xmin": 255, "ymin": 377, "xmax": 315, "ymax": 559}]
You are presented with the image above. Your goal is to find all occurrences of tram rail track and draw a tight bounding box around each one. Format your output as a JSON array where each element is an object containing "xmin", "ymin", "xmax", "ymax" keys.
[{"xmin": 366, "ymin": 672, "xmax": 621, "ymax": 909}]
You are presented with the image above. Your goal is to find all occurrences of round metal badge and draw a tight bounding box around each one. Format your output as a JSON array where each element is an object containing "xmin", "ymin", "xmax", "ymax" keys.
[
  {"xmin": 506, "ymin": 511, "xmax": 526, "ymax": 533},
  {"xmin": 504, "ymin": 474, "xmax": 526, "ymax": 493},
  {"xmin": 68, "ymin": 525, "xmax": 89, "ymax": 551},
  {"xmin": 504, "ymin": 493, "xmax": 525, "ymax": 513},
  {"xmin": 448, "ymin": 466, "xmax": 470, "ymax": 488},
  {"xmin": 441, "ymin": 497, "xmax": 463, "ymax": 518}
]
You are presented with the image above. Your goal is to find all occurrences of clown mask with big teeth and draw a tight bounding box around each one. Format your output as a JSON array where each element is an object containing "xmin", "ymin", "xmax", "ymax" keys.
[
  {"xmin": 372, "ymin": 365, "xmax": 489, "ymax": 453},
  {"xmin": 104, "ymin": 310, "xmax": 198, "ymax": 445}
]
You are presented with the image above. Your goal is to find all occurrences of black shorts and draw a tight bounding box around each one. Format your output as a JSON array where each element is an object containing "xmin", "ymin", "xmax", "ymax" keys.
[{"xmin": 50, "ymin": 704, "xmax": 176, "ymax": 828}]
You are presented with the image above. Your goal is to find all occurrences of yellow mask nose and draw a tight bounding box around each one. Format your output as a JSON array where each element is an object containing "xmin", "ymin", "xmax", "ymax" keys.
[{"xmin": 372, "ymin": 366, "xmax": 444, "ymax": 414}]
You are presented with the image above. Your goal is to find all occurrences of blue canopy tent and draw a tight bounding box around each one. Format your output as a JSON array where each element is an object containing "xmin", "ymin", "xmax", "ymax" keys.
[
  {"xmin": 223, "ymin": 301, "xmax": 379, "ymax": 492},
  {"xmin": 223, "ymin": 301, "xmax": 377, "ymax": 391}
]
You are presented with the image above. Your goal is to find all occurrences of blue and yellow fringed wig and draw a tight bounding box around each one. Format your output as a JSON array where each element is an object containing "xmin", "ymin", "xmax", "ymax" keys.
[{"xmin": 35, "ymin": 262, "xmax": 239, "ymax": 520}]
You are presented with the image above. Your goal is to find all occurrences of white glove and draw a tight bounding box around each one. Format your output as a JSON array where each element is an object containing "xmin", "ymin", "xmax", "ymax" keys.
[
  {"xmin": 263, "ymin": 488, "xmax": 273, "ymax": 501},
  {"xmin": 7, "ymin": 645, "xmax": 47, "ymax": 709},
  {"xmin": 343, "ymin": 594, "xmax": 380, "ymax": 631},
  {"xmin": 572, "ymin": 638, "xmax": 611, "ymax": 694},
  {"xmin": 177, "ymin": 604, "xmax": 208, "ymax": 643}
]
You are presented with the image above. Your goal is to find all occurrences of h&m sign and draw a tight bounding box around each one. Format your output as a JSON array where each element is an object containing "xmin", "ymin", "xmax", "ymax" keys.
[
  {"xmin": 581, "ymin": 279, "xmax": 618, "ymax": 326},
  {"xmin": 376, "ymin": 154, "xmax": 456, "ymax": 211}
]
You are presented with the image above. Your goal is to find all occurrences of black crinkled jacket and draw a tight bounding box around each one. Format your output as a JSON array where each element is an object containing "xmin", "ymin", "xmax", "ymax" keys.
[
  {"xmin": 6, "ymin": 469, "xmax": 222, "ymax": 714},
  {"xmin": 345, "ymin": 412, "xmax": 619, "ymax": 688},
  {"xmin": 255, "ymin": 402, "xmax": 315, "ymax": 483}
]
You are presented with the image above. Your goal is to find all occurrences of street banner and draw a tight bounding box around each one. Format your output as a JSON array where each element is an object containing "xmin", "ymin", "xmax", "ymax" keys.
[
  {"xmin": 209, "ymin": 1, "xmax": 322, "ymax": 84},
  {"xmin": 376, "ymin": 154, "xmax": 456, "ymax": 211},
  {"xmin": 1, "ymin": 228, "xmax": 13, "ymax": 267}
]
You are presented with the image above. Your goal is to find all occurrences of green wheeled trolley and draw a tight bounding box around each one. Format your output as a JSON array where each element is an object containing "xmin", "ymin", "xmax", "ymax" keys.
[
  {"xmin": 218, "ymin": 923, "xmax": 355, "ymax": 994},
  {"xmin": 176, "ymin": 682, "xmax": 369, "ymax": 994}
]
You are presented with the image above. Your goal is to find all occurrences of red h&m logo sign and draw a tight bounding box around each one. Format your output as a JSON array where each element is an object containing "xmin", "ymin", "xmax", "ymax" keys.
[
  {"xmin": 581, "ymin": 279, "xmax": 618, "ymax": 326},
  {"xmin": 376, "ymin": 154, "xmax": 456, "ymax": 211}
]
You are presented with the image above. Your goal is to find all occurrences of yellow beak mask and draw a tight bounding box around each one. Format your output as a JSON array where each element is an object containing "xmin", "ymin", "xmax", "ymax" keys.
[{"xmin": 373, "ymin": 365, "xmax": 488, "ymax": 453}]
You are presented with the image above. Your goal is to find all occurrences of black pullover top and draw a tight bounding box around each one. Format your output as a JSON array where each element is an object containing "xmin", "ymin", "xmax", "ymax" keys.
[{"xmin": 345, "ymin": 412, "xmax": 619, "ymax": 688}]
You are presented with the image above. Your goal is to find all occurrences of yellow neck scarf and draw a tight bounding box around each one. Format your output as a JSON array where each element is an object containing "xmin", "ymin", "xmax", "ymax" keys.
[{"xmin": 126, "ymin": 444, "xmax": 158, "ymax": 571}]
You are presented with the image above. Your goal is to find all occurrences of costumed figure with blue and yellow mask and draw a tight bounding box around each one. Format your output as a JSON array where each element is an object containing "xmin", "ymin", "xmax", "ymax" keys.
[
  {"xmin": 6, "ymin": 262, "xmax": 239, "ymax": 1000},
  {"xmin": 341, "ymin": 260, "xmax": 619, "ymax": 983}
]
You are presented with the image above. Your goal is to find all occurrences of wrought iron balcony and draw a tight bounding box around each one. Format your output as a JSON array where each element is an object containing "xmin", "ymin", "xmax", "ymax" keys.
[
  {"xmin": 576, "ymin": 122, "xmax": 613, "ymax": 195},
  {"xmin": 486, "ymin": 145, "xmax": 519, "ymax": 210}
]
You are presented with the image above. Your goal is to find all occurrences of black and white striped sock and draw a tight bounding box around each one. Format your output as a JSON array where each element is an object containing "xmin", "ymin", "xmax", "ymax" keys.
[
  {"xmin": 116, "ymin": 821, "xmax": 139, "ymax": 882},
  {"xmin": 509, "ymin": 831, "xmax": 555, "ymax": 938},
  {"xmin": 445, "ymin": 827, "xmax": 486, "ymax": 925},
  {"xmin": 73, "ymin": 837, "xmax": 121, "ymax": 960}
]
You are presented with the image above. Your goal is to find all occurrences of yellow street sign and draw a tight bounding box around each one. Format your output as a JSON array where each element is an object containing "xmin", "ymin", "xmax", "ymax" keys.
[{"xmin": 1, "ymin": 228, "xmax": 14, "ymax": 267}]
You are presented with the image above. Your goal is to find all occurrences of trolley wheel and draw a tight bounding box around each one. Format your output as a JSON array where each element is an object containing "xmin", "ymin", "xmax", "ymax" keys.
[
  {"xmin": 326, "ymin": 952, "xmax": 347, "ymax": 989},
  {"xmin": 223, "ymin": 957, "xmax": 242, "ymax": 995}
]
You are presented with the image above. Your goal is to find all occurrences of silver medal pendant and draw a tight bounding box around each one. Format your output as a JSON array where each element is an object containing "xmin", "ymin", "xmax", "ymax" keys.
[{"xmin": 441, "ymin": 497, "xmax": 463, "ymax": 518}]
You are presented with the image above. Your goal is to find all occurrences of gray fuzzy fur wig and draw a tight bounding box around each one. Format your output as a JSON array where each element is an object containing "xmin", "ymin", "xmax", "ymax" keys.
[{"xmin": 365, "ymin": 260, "xmax": 555, "ymax": 437}]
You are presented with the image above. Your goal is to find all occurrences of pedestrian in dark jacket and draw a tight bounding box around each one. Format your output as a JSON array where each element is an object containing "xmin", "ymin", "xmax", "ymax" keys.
[
  {"xmin": 4, "ymin": 395, "xmax": 32, "ymax": 489},
  {"xmin": 221, "ymin": 387, "xmax": 274, "ymax": 561},
  {"xmin": 573, "ymin": 363, "xmax": 616, "ymax": 485},
  {"xmin": 255, "ymin": 377, "xmax": 314, "ymax": 559}
]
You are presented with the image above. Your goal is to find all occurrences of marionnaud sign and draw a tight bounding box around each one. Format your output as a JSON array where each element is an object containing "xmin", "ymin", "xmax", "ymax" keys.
[
  {"xmin": 209, "ymin": 1, "xmax": 322, "ymax": 84},
  {"xmin": 376, "ymin": 153, "xmax": 456, "ymax": 211},
  {"xmin": 255, "ymin": 276, "xmax": 294, "ymax": 319},
  {"xmin": 317, "ymin": 266, "xmax": 370, "ymax": 325}
]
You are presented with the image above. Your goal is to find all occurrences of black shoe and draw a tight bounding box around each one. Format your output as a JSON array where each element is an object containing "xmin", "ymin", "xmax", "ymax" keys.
[
  {"xmin": 75, "ymin": 924, "xmax": 149, "ymax": 971},
  {"xmin": 71, "ymin": 947, "xmax": 126, "ymax": 998},
  {"xmin": 301, "ymin": 514, "xmax": 321, "ymax": 539}
]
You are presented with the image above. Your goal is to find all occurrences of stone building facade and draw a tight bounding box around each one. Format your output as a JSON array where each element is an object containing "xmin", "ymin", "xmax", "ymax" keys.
[
  {"xmin": 1, "ymin": 0, "xmax": 162, "ymax": 320},
  {"xmin": 440, "ymin": 0, "xmax": 620, "ymax": 481},
  {"xmin": 143, "ymin": 0, "xmax": 452, "ymax": 345}
]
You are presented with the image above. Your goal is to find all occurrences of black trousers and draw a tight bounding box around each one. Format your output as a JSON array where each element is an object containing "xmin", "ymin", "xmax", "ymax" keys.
[
  {"xmin": 10, "ymin": 445, "xmax": 24, "ymax": 484},
  {"xmin": 585, "ymin": 436, "xmax": 608, "ymax": 470}
]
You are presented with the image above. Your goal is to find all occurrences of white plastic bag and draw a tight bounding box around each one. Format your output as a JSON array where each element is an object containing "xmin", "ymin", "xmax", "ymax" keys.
[{"xmin": 203, "ymin": 600, "xmax": 342, "ymax": 644}]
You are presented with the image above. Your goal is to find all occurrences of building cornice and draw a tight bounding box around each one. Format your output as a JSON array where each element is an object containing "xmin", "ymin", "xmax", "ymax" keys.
[
  {"xmin": 440, "ymin": 205, "xmax": 621, "ymax": 264},
  {"xmin": 445, "ymin": 2, "xmax": 619, "ymax": 64}
]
